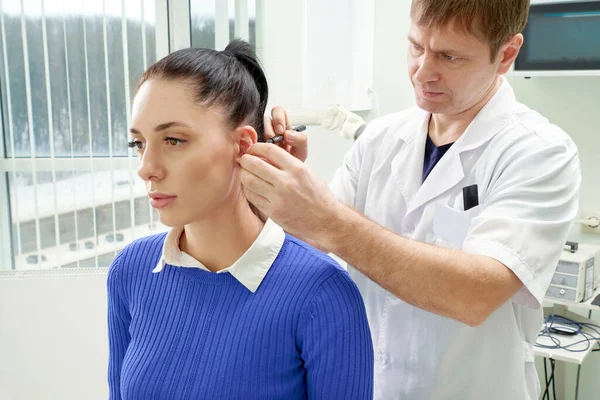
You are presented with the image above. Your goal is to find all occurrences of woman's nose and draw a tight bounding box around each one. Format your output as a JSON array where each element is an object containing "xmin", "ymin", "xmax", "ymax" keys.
[{"xmin": 137, "ymin": 146, "xmax": 165, "ymax": 182}]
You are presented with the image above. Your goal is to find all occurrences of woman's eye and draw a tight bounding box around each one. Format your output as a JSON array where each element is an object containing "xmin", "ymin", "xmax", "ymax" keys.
[
  {"xmin": 165, "ymin": 137, "xmax": 186, "ymax": 146},
  {"xmin": 444, "ymin": 54, "xmax": 457, "ymax": 61},
  {"xmin": 127, "ymin": 140, "xmax": 144, "ymax": 150}
]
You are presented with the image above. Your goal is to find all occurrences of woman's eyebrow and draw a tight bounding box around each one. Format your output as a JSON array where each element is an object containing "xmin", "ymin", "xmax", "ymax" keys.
[
  {"xmin": 154, "ymin": 121, "xmax": 193, "ymax": 132},
  {"xmin": 129, "ymin": 121, "xmax": 193, "ymax": 136}
]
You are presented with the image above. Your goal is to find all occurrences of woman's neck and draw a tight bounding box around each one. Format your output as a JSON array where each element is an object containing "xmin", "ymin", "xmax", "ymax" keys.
[{"xmin": 179, "ymin": 195, "xmax": 264, "ymax": 272}]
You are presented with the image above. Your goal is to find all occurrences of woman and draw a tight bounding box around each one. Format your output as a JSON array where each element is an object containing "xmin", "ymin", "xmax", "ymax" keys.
[{"xmin": 107, "ymin": 39, "xmax": 373, "ymax": 399}]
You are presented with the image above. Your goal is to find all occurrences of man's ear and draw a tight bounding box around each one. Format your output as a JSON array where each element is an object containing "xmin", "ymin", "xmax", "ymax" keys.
[
  {"xmin": 497, "ymin": 33, "xmax": 524, "ymax": 75},
  {"xmin": 235, "ymin": 125, "xmax": 258, "ymax": 161}
]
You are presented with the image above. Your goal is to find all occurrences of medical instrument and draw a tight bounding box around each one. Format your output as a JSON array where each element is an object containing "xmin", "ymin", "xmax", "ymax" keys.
[
  {"xmin": 288, "ymin": 104, "xmax": 367, "ymax": 141},
  {"xmin": 546, "ymin": 242, "xmax": 600, "ymax": 303},
  {"xmin": 265, "ymin": 125, "xmax": 307, "ymax": 144}
]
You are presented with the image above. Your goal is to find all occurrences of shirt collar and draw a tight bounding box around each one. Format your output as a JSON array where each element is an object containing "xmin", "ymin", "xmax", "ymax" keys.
[
  {"xmin": 398, "ymin": 76, "xmax": 515, "ymax": 147},
  {"xmin": 152, "ymin": 219, "xmax": 286, "ymax": 293}
]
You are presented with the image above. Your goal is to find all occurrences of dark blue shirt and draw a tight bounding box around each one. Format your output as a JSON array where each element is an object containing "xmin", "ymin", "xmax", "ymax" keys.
[{"xmin": 423, "ymin": 134, "xmax": 454, "ymax": 182}]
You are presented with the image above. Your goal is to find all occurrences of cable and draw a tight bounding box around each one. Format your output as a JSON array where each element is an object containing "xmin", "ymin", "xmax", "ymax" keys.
[
  {"xmin": 575, "ymin": 364, "xmax": 581, "ymax": 400},
  {"xmin": 540, "ymin": 311, "xmax": 599, "ymax": 400},
  {"xmin": 536, "ymin": 314, "xmax": 600, "ymax": 353},
  {"xmin": 542, "ymin": 357, "xmax": 557, "ymax": 400},
  {"xmin": 542, "ymin": 358, "xmax": 550, "ymax": 400},
  {"xmin": 552, "ymin": 358, "xmax": 556, "ymax": 400}
]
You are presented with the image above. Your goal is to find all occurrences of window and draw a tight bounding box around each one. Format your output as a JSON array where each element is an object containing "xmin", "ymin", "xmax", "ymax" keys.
[
  {"xmin": 0, "ymin": 0, "xmax": 373, "ymax": 271},
  {"xmin": 0, "ymin": 0, "xmax": 165, "ymax": 270},
  {"xmin": 190, "ymin": 0, "xmax": 257, "ymax": 50}
]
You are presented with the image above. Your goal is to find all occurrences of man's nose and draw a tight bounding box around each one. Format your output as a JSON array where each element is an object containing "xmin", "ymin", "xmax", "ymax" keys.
[{"xmin": 413, "ymin": 53, "xmax": 440, "ymax": 85}]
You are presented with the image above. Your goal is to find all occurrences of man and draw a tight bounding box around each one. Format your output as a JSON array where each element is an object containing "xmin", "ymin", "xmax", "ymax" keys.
[{"xmin": 239, "ymin": 0, "xmax": 581, "ymax": 398}]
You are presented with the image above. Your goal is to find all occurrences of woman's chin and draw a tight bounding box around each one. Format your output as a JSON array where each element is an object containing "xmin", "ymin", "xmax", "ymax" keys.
[{"xmin": 156, "ymin": 211, "xmax": 184, "ymax": 228}]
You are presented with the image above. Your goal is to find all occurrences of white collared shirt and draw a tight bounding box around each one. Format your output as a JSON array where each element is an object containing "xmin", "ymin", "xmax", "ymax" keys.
[
  {"xmin": 329, "ymin": 77, "xmax": 580, "ymax": 399},
  {"xmin": 152, "ymin": 218, "xmax": 286, "ymax": 293}
]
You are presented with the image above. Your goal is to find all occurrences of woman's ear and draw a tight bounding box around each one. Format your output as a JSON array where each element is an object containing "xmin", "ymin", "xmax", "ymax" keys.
[{"xmin": 235, "ymin": 125, "xmax": 258, "ymax": 162}]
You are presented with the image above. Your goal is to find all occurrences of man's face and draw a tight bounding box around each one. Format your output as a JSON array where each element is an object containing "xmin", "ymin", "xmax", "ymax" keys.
[{"xmin": 407, "ymin": 19, "xmax": 502, "ymax": 115}]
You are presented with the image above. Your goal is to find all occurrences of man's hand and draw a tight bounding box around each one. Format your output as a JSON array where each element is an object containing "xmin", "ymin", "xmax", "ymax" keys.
[
  {"xmin": 239, "ymin": 142, "xmax": 340, "ymax": 244},
  {"xmin": 265, "ymin": 106, "xmax": 308, "ymax": 162}
]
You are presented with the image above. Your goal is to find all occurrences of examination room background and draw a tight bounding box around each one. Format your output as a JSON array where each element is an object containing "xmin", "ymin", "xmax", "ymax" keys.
[{"xmin": 1, "ymin": 1, "xmax": 599, "ymax": 399}]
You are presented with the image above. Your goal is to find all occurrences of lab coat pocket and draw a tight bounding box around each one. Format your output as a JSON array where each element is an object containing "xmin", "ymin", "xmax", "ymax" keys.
[
  {"xmin": 433, "ymin": 204, "xmax": 479, "ymax": 249},
  {"xmin": 463, "ymin": 204, "xmax": 481, "ymax": 220}
]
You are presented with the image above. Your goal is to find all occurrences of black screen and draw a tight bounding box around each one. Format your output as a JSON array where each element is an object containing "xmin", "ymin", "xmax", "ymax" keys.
[{"xmin": 515, "ymin": 1, "xmax": 600, "ymax": 71}]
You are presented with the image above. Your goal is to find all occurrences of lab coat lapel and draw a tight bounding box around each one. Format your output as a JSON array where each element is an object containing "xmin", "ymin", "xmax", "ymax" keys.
[
  {"xmin": 406, "ymin": 77, "xmax": 516, "ymax": 215},
  {"xmin": 391, "ymin": 111, "xmax": 429, "ymax": 207},
  {"xmin": 407, "ymin": 149, "xmax": 464, "ymax": 215}
]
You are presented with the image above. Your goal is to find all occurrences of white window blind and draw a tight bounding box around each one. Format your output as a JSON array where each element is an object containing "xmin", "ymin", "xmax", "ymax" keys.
[
  {"xmin": 0, "ymin": 0, "xmax": 165, "ymax": 271},
  {"xmin": 0, "ymin": 0, "xmax": 312, "ymax": 272},
  {"xmin": 190, "ymin": 0, "xmax": 257, "ymax": 51}
]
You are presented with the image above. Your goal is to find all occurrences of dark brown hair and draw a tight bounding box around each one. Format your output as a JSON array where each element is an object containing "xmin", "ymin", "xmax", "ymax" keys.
[
  {"xmin": 411, "ymin": 0, "xmax": 530, "ymax": 62},
  {"xmin": 138, "ymin": 39, "xmax": 268, "ymax": 219},
  {"xmin": 138, "ymin": 39, "xmax": 268, "ymax": 140}
]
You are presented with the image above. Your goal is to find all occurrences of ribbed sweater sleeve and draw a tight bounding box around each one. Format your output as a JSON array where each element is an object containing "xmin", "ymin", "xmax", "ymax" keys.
[
  {"xmin": 299, "ymin": 270, "xmax": 374, "ymax": 399},
  {"xmin": 107, "ymin": 253, "xmax": 131, "ymax": 400}
]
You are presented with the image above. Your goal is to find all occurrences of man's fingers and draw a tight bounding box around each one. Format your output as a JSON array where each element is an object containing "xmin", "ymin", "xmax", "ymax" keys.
[
  {"xmin": 271, "ymin": 106, "xmax": 290, "ymax": 135},
  {"xmin": 243, "ymin": 186, "xmax": 271, "ymax": 212},
  {"xmin": 283, "ymin": 129, "xmax": 308, "ymax": 162},
  {"xmin": 263, "ymin": 114, "xmax": 276, "ymax": 140},
  {"xmin": 239, "ymin": 168, "xmax": 275, "ymax": 198},
  {"xmin": 244, "ymin": 143, "xmax": 303, "ymax": 171},
  {"xmin": 239, "ymin": 149, "xmax": 288, "ymax": 183}
]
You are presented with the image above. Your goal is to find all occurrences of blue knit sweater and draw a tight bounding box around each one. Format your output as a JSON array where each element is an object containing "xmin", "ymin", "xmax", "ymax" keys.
[{"xmin": 107, "ymin": 233, "xmax": 373, "ymax": 399}]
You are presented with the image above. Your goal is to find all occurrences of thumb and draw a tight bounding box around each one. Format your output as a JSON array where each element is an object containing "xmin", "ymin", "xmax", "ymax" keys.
[{"xmin": 284, "ymin": 130, "xmax": 308, "ymax": 162}]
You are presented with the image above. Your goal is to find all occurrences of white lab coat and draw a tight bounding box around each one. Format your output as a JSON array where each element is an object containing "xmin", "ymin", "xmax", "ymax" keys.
[{"xmin": 329, "ymin": 78, "xmax": 580, "ymax": 400}]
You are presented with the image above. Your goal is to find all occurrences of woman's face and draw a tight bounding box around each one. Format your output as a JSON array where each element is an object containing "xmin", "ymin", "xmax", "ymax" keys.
[{"xmin": 130, "ymin": 79, "xmax": 254, "ymax": 227}]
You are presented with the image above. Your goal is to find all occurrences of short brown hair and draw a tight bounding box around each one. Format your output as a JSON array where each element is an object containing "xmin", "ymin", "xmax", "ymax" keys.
[{"xmin": 411, "ymin": 0, "xmax": 530, "ymax": 62}]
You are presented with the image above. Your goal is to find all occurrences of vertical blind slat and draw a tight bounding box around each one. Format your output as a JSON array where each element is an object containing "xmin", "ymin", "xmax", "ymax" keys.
[
  {"xmin": 20, "ymin": 0, "xmax": 43, "ymax": 262},
  {"xmin": 41, "ymin": 0, "xmax": 62, "ymax": 268},
  {"xmin": 81, "ymin": 4, "xmax": 99, "ymax": 267}
]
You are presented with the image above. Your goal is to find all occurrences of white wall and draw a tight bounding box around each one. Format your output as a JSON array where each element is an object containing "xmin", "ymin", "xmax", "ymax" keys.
[
  {"xmin": 506, "ymin": 76, "xmax": 600, "ymax": 246},
  {"xmin": 507, "ymin": 75, "xmax": 600, "ymax": 400},
  {"xmin": 0, "ymin": 273, "xmax": 109, "ymax": 400},
  {"xmin": 371, "ymin": 0, "xmax": 414, "ymax": 115},
  {"xmin": 261, "ymin": 0, "xmax": 375, "ymax": 112}
]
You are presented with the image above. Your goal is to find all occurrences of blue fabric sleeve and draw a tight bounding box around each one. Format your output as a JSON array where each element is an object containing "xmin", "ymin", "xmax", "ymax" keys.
[
  {"xmin": 107, "ymin": 253, "xmax": 131, "ymax": 400},
  {"xmin": 299, "ymin": 270, "xmax": 374, "ymax": 399}
]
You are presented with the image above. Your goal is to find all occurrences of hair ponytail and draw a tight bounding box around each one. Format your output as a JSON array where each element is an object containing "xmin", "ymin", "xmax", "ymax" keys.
[{"xmin": 223, "ymin": 39, "xmax": 269, "ymax": 139}]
